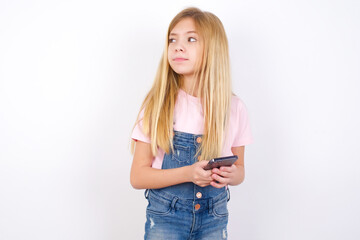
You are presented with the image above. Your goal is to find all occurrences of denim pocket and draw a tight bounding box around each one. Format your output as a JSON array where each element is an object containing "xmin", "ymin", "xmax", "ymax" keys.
[
  {"xmin": 212, "ymin": 198, "xmax": 229, "ymax": 218},
  {"xmin": 146, "ymin": 191, "xmax": 172, "ymax": 216},
  {"xmin": 171, "ymin": 144, "xmax": 190, "ymax": 163}
]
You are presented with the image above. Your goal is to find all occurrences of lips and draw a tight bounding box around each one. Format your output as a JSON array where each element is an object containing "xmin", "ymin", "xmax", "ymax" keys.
[{"xmin": 173, "ymin": 58, "xmax": 188, "ymax": 62}]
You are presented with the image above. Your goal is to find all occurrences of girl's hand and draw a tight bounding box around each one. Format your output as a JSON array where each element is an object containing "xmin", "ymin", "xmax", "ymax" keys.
[
  {"xmin": 210, "ymin": 164, "xmax": 240, "ymax": 188},
  {"xmin": 187, "ymin": 161, "xmax": 213, "ymax": 187}
]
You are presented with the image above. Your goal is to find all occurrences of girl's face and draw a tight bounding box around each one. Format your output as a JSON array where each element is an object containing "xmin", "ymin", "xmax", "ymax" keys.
[{"xmin": 168, "ymin": 18, "xmax": 203, "ymax": 78}]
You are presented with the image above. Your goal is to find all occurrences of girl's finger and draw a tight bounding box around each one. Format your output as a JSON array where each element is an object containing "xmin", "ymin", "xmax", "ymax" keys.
[
  {"xmin": 211, "ymin": 168, "xmax": 221, "ymax": 174},
  {"xmin": 217, "ymin": 171, "xmax": 230, "ymax": 178},
  {"xmin": 219, "ymin": 166, "xmax": 234, "ymax": 172},
  {"xmin": 210, "ymin": 181, "xmax": 226, "ymax": 188},
  {"xmin": 211, "ymin": 174, "xmax": 228, "ymax": 184}
]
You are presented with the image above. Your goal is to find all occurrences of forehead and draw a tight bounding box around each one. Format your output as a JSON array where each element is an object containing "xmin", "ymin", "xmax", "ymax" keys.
[{"xmin": 170, "ymin": 17, "xmax": 198, "ymax": 35}]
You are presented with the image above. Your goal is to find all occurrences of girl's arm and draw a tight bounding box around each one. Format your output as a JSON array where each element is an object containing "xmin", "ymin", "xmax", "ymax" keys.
[
  {"xmin": 210, "ymin": 146, "xmax": 245, "ymax": 188},
  {"xmin": 130, "ymin": 140, "xmax": 213, "ymax": 189}
]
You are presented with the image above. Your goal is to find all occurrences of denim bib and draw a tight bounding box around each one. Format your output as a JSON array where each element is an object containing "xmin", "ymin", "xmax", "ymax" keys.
[
  {"xmin": 144, "ymin": 130, "xmax": 229, "ymax": 239},
  {"xmin": 155, "ymin": 130, "xmax": 226, "ymax": 199}
]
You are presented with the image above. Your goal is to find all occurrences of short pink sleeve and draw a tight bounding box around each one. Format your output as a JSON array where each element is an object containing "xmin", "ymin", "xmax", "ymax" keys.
[
  {"xmin": 232, "ymin": 98, "xmax": 254, "ymax": 147},
  {"xmin": 131, "ymin": 109, "xmax": 165, "ymax": 169},
  {"xmin": 131, "ymin": 109, "xmax": 151, "ymax": 143}
]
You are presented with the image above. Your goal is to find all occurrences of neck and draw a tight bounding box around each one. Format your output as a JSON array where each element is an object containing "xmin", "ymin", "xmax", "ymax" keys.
[{"xmin": 181, "ymin": 74, "xmax": 199, "ymax": 97}]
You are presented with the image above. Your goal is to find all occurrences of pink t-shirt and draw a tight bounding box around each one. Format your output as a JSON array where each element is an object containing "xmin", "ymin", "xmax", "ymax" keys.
[{"xmin": 131, "ymin": 89, "xmax": 254, "ymax": 169}]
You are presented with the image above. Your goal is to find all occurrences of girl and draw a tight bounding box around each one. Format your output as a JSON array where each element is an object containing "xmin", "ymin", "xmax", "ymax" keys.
[{"xmin": 130, "ymin": 7, "xmax": 253, "ymax": 240}]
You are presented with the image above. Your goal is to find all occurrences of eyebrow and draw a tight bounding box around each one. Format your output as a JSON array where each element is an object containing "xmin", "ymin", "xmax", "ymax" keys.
[{"xmin": 169, "ymin": 31, "xmax": 198, "ymax": 36}]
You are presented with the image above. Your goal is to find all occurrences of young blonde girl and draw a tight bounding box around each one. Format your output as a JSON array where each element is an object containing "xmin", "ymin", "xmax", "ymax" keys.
[{"xmin": 130, "ymin": 7, "xmax": 253, "ymax": 240}]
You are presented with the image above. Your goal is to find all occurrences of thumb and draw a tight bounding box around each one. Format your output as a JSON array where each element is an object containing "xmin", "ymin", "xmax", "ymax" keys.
[{"xmin": 198, "ymin": 160, "xmax": 209, "ymax": 167}]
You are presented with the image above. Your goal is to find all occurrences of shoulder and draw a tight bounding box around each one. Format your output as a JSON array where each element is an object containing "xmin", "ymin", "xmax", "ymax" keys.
[
  {"xmin": 230, "ymin": 94, "xmax": 246, "ymax": 113},
  {"xmin": 228, "ymin": 93, "xmax": 254, "ymax": 146},
  {"xmin": 229, "ymin": 93, "xmax": 251, "ymax": 124}
]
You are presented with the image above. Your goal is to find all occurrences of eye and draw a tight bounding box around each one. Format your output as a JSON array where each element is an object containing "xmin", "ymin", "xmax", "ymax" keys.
[
  {"xmin": 169, "ymin": 38, "xmax": 176, "ymax": 43},
  {"xmin": 188, "ymin": 37, "xmax": 197, "ymax": 42}
]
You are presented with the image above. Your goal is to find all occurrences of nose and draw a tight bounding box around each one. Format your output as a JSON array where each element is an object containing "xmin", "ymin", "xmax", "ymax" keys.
[
  {"xmin": 175, "ymin": 46, "xmax": 184, "ymax": 52},
  {"xmin": 175, "ymin": 42, "xmax": 184, "ymax": 52}
]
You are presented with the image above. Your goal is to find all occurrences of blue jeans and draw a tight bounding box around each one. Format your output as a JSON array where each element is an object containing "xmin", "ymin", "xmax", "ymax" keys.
[{"xmin": 144, "ymin": 131, "xmax": 229, "ymax": 240}]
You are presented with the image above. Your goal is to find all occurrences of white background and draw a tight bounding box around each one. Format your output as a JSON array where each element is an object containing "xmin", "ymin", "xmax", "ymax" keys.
[{"xmin": 1, "ymin": 0, "xmax": 359, "ymax": 239}]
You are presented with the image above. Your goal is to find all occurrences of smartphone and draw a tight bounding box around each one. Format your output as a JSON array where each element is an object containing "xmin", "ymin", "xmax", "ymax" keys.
[{"xmin": 203, "ymin": 155, "xmax": 238, "ymax": 170}]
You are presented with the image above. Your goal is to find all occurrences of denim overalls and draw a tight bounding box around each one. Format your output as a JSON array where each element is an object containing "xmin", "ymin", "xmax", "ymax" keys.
[{"xmin": 144, "ymin": 130, "xmax": 229, "ymax": 240}]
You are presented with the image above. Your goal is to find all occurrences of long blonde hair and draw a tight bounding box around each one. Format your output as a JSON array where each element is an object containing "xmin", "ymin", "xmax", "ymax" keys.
[{"xmin": 131, "ymin": 7, "xmax": 232, "ymax": 161}]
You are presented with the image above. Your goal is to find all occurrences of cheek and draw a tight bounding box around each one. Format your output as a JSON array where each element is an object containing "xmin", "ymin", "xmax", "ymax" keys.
[
  {"xmin": 196, "ymin": 48, "xmax": 204, "ymax": 65},
  {"xmin": 191, "ymin": 48, "xmax": 201, "ymax": 64},
  {"xmin": 167, "ymin": 47, "xmax": 172, "ymax": 62}
]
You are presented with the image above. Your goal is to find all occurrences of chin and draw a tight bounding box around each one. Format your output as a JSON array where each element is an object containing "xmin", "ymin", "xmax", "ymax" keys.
[{"xmin": 171, "ymin": 68, "xmax": 193, "ymax": 76}]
